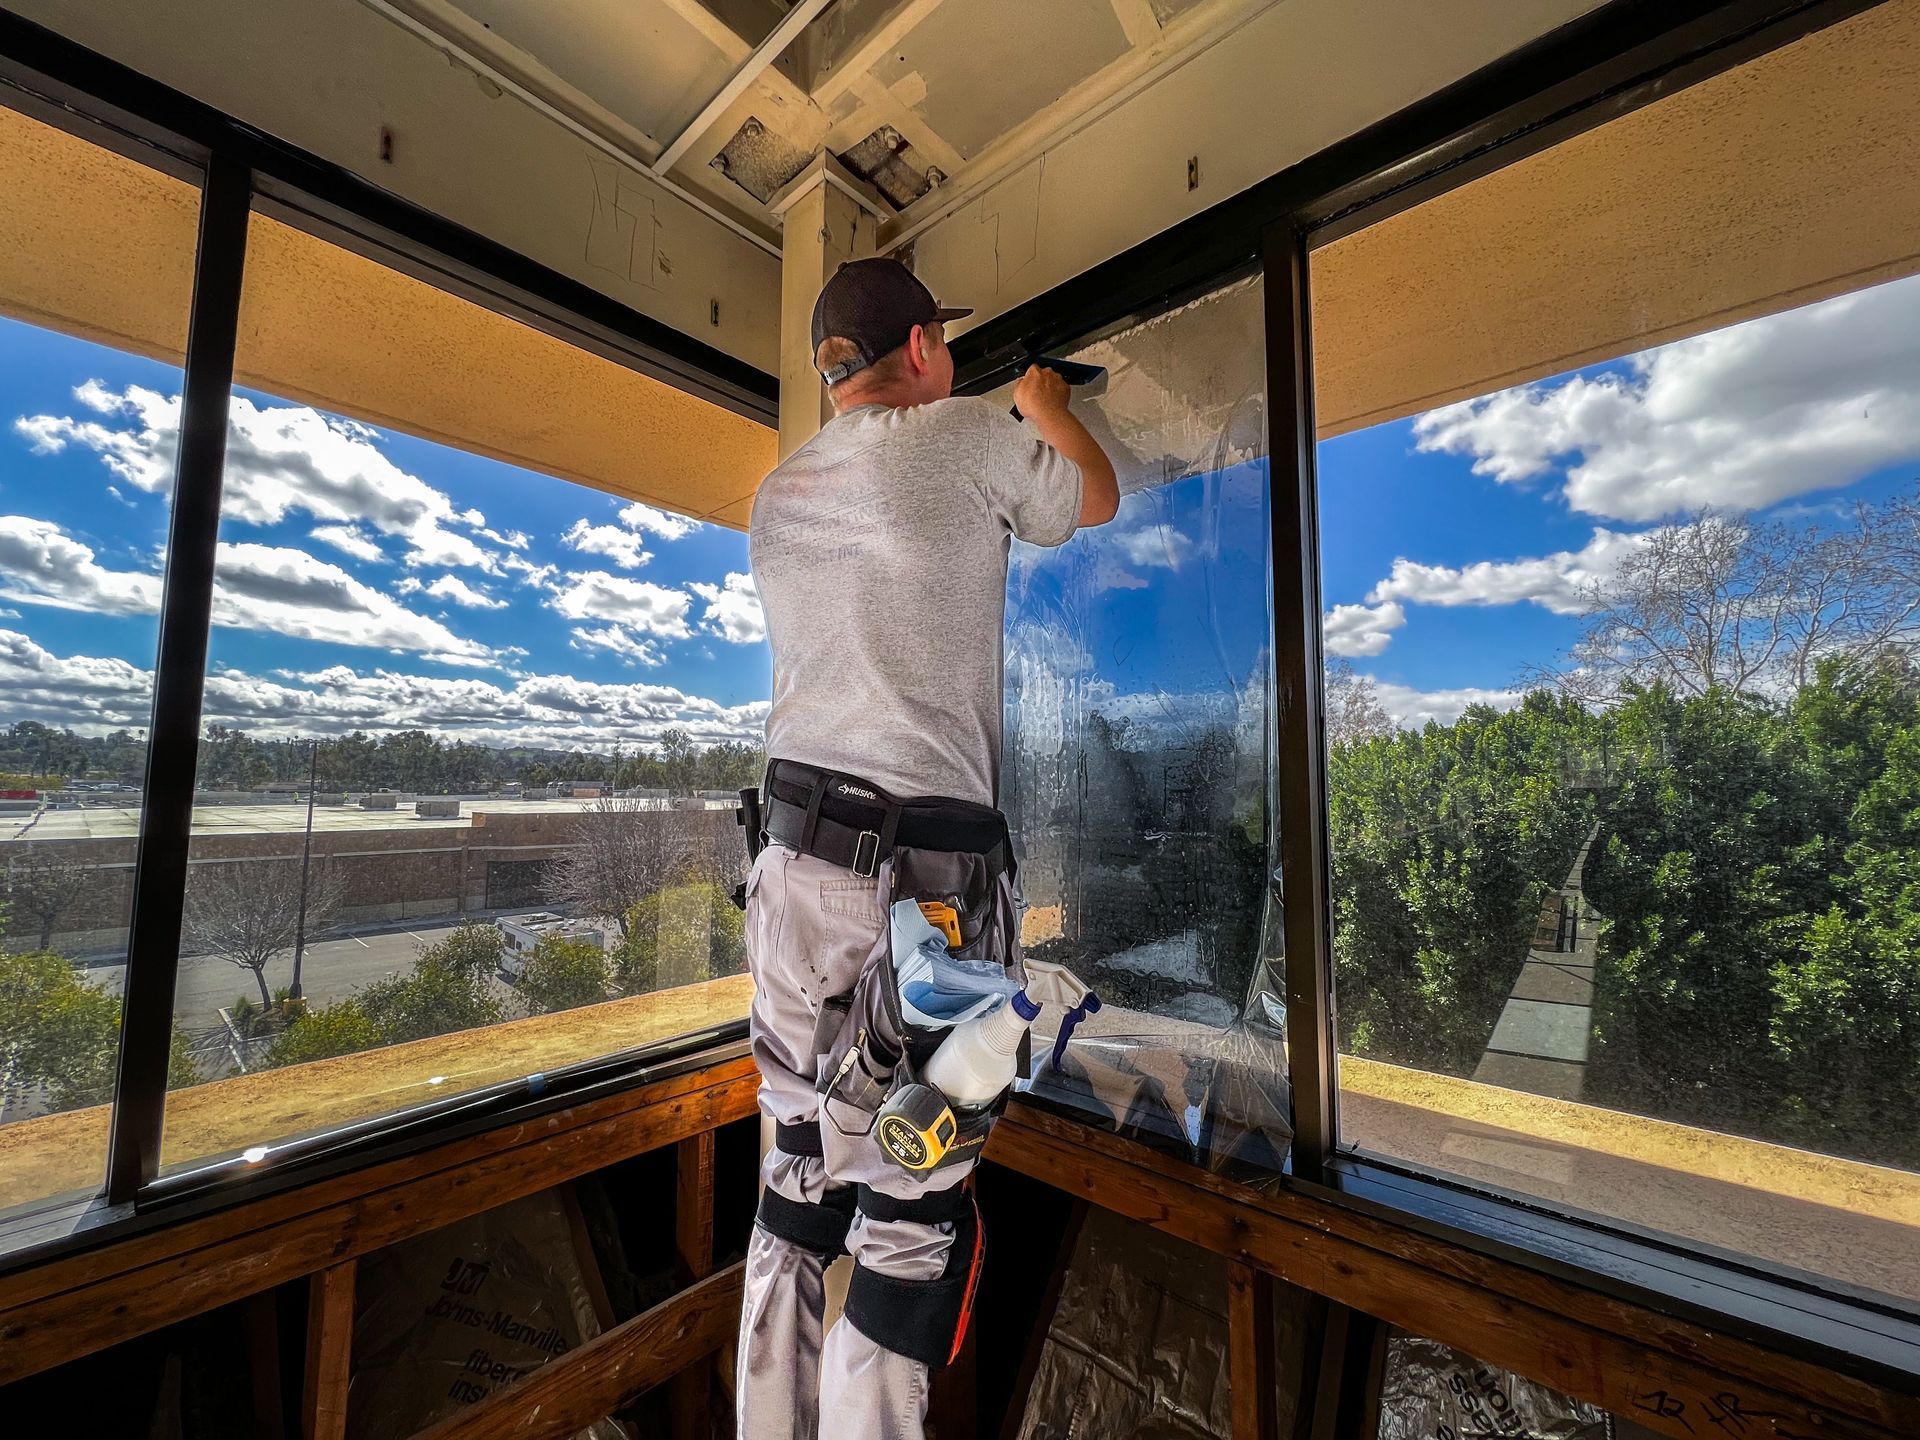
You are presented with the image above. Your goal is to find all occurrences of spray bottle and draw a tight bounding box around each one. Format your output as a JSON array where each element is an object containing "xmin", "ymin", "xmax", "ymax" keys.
[{"xmin": 919, "ymin": 958, "xmax": 1102, "ymax": 1106}]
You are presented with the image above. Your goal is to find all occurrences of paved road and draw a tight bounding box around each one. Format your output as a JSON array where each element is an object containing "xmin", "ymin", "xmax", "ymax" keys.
[{"xmin": 86, "ymin": 921, "xmax": 465, "ymax": 1020}]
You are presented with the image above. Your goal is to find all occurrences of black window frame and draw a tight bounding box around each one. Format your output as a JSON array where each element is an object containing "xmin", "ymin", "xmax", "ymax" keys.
[
  {"xmin": 953, "ymin": 0, "xmax": 1920, "ymax": 1393},
  {"xmin": 0, "ymin": 8, "xmax": 773, "ymax": 1270}
]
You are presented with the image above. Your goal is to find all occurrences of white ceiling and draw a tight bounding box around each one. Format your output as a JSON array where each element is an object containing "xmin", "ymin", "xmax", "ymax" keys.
[{"xmin": 359, "ymin": 0, "xmax": 1294, "ymax": 249}]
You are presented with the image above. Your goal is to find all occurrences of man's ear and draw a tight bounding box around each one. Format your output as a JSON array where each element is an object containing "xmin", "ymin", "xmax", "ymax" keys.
[{"xmin": 906, "ymin": 323, "xmax": 932, "ymax": 374}]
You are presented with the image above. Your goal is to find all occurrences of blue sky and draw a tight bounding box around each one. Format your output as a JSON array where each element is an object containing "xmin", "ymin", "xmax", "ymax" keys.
[
  {"xmin": 0, "ymin": 315, "xmax": 772, "ymax": 752},
  {"xmin": 1314, "ymin": 268, "xmax": 1920, "ymax": 724},
  {"xmin": 4, "ymin": 264, "xmax": 1918, "ymax": 749}
]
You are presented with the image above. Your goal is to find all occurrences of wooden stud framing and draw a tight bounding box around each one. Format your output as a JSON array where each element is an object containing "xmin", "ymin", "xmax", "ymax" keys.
[
  {"xmin": 412, "ymin": 1262, "xmax": 746, "ymax": 1440},
  {"xmin": 1230, "ymin": 1262, "xmax": 1280, "ymax": 1440},
  {"xmin": 984, "ymin": 1104, "xmax": 1919, "ymax": 1440},
  {"xmin": 303, "ymin": 1260, "xmax": 356, "ymax": 1440},
  {"xmin": 0, "ymin": 1057, "xmax": 758, "ymax": 1384},
  {"xmin": 669, "ymin": 1129, "xmax": 719, "ymax": 1440}
]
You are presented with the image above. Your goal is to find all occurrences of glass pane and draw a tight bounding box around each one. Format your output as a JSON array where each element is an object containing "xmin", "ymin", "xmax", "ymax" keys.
[
  {"xmin": 993, "ymin": 274, "xmax": 1290, "ymax": 1173},
  {"xmin": 157, "ymin": 212, "xmax": 770, "ymax": 1176},
  {"xmin": 1313, "ymin": 4, "xmax": 1920, "ymax": 1305},
  {"xmin": 0, "ymin": 106, "xmax": 198, "ymax": 1225}
]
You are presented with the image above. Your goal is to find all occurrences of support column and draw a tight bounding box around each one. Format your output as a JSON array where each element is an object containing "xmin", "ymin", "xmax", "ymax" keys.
[{"xmin": 769, "ymin": 156, "xmax": 883, "ymax": 458}]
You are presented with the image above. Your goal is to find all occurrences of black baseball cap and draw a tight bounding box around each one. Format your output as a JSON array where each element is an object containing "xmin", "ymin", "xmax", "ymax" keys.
[{"xmin": 810, "ymin": 257, "xmax": 972, "ymax": 384}]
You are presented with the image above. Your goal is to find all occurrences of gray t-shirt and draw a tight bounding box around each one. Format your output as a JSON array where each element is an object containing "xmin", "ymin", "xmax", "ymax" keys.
[{"xmin": 751, "ymin": 397, "xmax": 1084, "ymax": 807}]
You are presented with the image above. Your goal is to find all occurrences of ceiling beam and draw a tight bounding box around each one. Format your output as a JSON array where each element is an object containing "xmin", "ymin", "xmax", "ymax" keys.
[
  {"xmin": 810, "ymin": 0, "xmax": 945, "ymax": 107},
  {"xmin": 350, "ymin": 0, "xmax": 781, "ymax": 255},
  {"xmin": 1108, "ymin": 0, "xmax": 1164, "ymax": 49},
  {"xmin": 656, "ymin": 0, "xmax": 838, "ymax": 174},
  {"xmin": 654, "ymin": 0, "xmax": 817, "ymax": 114},
  {"xmin": 847, "ymin": 73, "xmax": 966, "ymax": 180},
  {"xmin": 881, "ymin": 0, "xmax": 1279, "ymax": 252}
]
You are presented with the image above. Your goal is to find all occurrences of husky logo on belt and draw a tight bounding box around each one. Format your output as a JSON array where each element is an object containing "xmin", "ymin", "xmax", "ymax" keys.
[{"xmin": 836, "ymin": 782, "xmax": 879, "ymax": 801}]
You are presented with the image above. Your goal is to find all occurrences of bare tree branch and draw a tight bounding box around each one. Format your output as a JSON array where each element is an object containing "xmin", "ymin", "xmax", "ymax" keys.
[
  {"xmin": 545, "ymin": 797, "xmax": 693, "ymax": 936},
  {"xmin": 181, "ymin": 858, "xmax": 343, "ymax": 1008}
]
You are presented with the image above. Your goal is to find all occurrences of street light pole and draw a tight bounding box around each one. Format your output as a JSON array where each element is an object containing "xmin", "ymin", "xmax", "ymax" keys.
[{"xmin": 289, "ymin": 737, "xmax": 318, "ymax": 1005}]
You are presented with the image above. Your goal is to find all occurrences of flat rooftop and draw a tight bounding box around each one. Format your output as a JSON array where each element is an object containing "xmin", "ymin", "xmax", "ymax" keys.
[{"xmin": 3, "ymin": 797, "xmax": 690, "ymax": 843}]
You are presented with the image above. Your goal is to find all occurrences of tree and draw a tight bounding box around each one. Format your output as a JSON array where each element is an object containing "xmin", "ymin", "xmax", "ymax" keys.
[
  {"xmin": 1541, "ymin": 488, "xmax": 1920, "ymax": 703},
  {"xmin": 546, "ymin": 798, "xmax": 690, "ymax": 937},
  {"xmin": 181, "ymin": 858, "xmax": 343, "ymax": 1008},
  {"xmin": 0, "ymin": 943, "xmax": 197, "ymax": 1110},
  {"xmin": 657, "ymin": 728, "xmax": 698, "ymax": 796},
  {"xmin": 1324, "ymin": 660, "xmax": 1393, "ymax": 749},
  {"xmin": 4, "ymin": 843, "xmax": 93, "ymax": 949},
  {"xmin": 515, "ymin": 934, "xmax": 612, "ymax": 1014},
  {"xmin": 613, "ymin": 881, "xmax": 744, "ymax": 995},
  {"xmin": 266, "ymin": 924, "xmax": 506, "ymax": 1067}
]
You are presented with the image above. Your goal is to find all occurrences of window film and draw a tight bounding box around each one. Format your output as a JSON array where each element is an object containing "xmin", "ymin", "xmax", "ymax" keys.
[
  {"xmin": 991, "ymin": 273, "xmax": 1290, "ymax": 1172},
  {"xmin": 1311, "ymin": 3, "xmax": 1920, "ymax": 1304},
  {"xmin": 0, "ymin": 105, "xmax": 198, "ymax": 1224},
  {"xmin": 154, "ymin": 213, "xmax": 770, "ymax": 1177}
]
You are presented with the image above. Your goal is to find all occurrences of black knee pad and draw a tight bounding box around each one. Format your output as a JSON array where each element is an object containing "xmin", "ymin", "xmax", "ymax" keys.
[
  {"xmin": 843, "ymin": 1184, "xmax": 983, "ymax": 1369},
  {"xmin": 755, "ymin": 1183, "xmax": 857, "ymax": 1259}
]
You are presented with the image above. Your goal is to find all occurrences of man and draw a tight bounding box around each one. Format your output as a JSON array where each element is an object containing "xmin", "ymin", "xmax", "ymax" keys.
[{"xmin": 735, "ymin": 256, "xmax": 1118, "ymax": 1439}]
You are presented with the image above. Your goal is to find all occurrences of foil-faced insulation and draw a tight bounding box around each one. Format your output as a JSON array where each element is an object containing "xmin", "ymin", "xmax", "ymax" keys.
[
  {"xmin": 1375, "ymin": 1331, "xmax": 1622, "ymax": 1440},
  {"xmin": 1014, "ymin": 1210, "xmax": 1235, "ymax": 1438}
]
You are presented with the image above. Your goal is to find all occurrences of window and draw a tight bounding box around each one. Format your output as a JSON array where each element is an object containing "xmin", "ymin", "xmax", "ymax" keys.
[
  {"xmin": 1311, "ymin": 3, "xmax": 1920, "ymax": 1305},
  {"xmin": 995, "ymin": 274, "xmax": 1289, "ymax": 1169},
  {"xmin": 0, "ymin": 104, "xmax": 198, "ymax": 1223},
  {"xmin": 144, "ymin": 212, "xmax": 773, "ymax": 1177}
]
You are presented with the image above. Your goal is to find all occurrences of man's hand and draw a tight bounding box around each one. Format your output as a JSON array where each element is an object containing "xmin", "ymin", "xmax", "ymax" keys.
[
  {"xmin": 1012, "ymin": 363, "xmax": 1072, "ymax": 422},
  {"xmin": 1014, "ymin": 364, "xmax": 1119, "ymax": 528}
]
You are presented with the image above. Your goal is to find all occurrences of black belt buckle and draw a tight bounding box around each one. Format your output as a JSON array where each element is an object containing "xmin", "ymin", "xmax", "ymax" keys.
[{"xmin": 852, "ymin": 829, "xmax": 881, "ymax": 878}]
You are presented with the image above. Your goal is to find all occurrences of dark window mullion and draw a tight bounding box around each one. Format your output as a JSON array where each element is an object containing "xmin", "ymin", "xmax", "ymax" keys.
[
  {"xmin": 105, "ymin": 154, "xmax": 251, "ymax": 1205},
  {"xmin": 1264, "ymin": 218, "xmax": 1337, "ymax": 1184}
]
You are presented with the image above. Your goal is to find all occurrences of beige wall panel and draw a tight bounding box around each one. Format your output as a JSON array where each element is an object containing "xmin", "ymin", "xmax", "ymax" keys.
[
  {"xmin": 1312, "ymin": 0, "xmax": 1920, "ymax": 439},
  {"xmin": 908, "ymin": 0, "xmax": 1605, "ymax": 333},
  {"xmin": 239, "ymin": 215, "xmax": 774, "ymax": 523},
  {"xmin": 0, "ymin": 107, "xmax": 198, "ymax": 363},
  {"xmin": 9, "ymin": 0, "xmax": 780, "ymax": 373}
]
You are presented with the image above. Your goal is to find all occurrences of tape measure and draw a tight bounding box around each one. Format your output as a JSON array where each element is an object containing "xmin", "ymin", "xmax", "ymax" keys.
[
  {"xmin": 876, "ymin": 1083, "xmax": 958, "ymax": 1172},
  {"xmin": 917, "ymin": 899, "xmax": 962, "ymax": 948}
]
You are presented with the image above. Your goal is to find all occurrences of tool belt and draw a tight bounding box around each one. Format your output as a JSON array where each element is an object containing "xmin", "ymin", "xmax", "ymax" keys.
[{"xmin": 759, "ymin": 758, "xmax": 1012, "ymax": 880}]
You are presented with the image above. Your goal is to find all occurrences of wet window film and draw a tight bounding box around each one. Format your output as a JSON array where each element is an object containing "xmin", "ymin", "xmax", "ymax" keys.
[{"xmin": 991, "ymin": 274, "xmax": 1290, "ymax": 1173}]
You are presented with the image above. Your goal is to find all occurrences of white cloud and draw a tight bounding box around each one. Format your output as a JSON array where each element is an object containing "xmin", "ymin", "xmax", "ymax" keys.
[
  {"xmin": 0, "ymin": 630, "xmax": 767, "ymax": 747},
  {"xmin": 17, "ymin": 384, "xmax": 507, "ymax": 572},
  {"xmin": 505, "ymin": 554, "xmax": 559, "ymax": 589},
  {"xmin": 423, "ymin": 574, "xmax": 506, "ymax": 610},
  {"xmin": 0, "ymin": 515, "xmax": 163, "ymax": 614},
  {"xmin": 548, "ymin": 570, "xmax": 692, "ymax": 638},
  {"xmin": 479, "ymin": 526, "xmax": 530, "ymax": 550},
  {"xmin": 1373, "ymin": 680, "xmax": 1522, "ymax": 730},
  {"xmin": 0, "ymin": 515, "xmax": 490, "ymax": 663},
  {"xmin": 1412, "ymin": 273, "xmax": 1920, "ymax": 522},
  {"xmin": 1367, "ymin": 527, "xmax": 1644, "ymax": 617},
  {"xmin": 689, "ymin": 571, "xmax": 765, "ymax": 644},
  {"xmin": 210, "ymin": 543, "xmax": 493, "ymax": 661},
  {"xmin": 569, "ymin": 624, "xmax": 664, "ymax": 666},
  {"xmin": 1323, "ymin": 600, "xmax": 1405, "ymax": 657},
  {"xmin": 562, "ymin": 519, "xmax": 652, "ymax": 570},
  {"xmin": 617, "ymin": 501, "xmax": 699, "ymax": 540},
  {"xmin": 311, "ymin": 524, "xmax": 386, "ymax": 563},
  {"xmin": 1115, "ymin": 525, "xmax": 1194, "ymax": 571}
]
